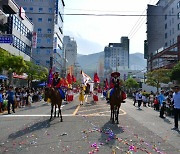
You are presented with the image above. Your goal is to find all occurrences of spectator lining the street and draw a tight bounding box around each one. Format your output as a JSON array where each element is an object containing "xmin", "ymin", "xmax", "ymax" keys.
[
  {"xmin": 158, "ymin": 90, "xmax": 166, "ymax": 118},
  {"xmin": 0, "ymin": 89, "xmax": 3, "ymax": 113},
  {"xmin": 136, "ymin": 90, "xmax": 142, "ymax": 110},
  {"xmin": 171, "ymin": 86, "xmax": 180, "ymax": 131},
  {"xmin": 7, "ymin": 86, "xmax": 15, "ymax": 114}
]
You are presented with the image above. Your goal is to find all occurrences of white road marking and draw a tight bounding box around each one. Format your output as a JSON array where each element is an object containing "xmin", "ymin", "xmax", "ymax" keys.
[{"xmin": 78, "ymin": 106, "xmax": 109, "ymax": 113}]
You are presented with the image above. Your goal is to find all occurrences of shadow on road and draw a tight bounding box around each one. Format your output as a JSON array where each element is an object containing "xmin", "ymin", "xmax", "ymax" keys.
[
  {"xmin": 163, "ymin": 118, "xmax": 172, "ymax": 124},
  {"xmin": 8, "ymin": 119, "xmax": 50, "ymax": 140},
  {"xmin": 98, "ymin": 121, "xmax": 124, "ymax": 148}
]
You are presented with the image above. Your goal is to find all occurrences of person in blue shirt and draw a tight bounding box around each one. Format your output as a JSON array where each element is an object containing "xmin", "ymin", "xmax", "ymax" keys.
[
  {"xmin": 7, "ymin": 86, "xmax": 15, "ymax": 114},
  {"xmin": 158, "ymin": 90, "xmax": 166, "ymax": 118},
  {"xmin": 0, "ymin": 88, "xmax": 4, "ymax": 113},
  {"xmin": 172, "ymin": 86, "xmax": 180, "ymax": 131}
]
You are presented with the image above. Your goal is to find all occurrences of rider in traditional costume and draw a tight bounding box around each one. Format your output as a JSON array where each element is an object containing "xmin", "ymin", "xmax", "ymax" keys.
[{"xmin": 52, "ymin": 72, "xmax": 65, "ymax": 99}]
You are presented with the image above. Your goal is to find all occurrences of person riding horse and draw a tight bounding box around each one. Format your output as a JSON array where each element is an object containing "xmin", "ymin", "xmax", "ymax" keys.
[
  {"xmin": 52, "ymin": 72, "xmax": 65, "ymax": 99},
  {"xmin": 109, "ymin": 72, "xmax": 126, "ymax": 124}
]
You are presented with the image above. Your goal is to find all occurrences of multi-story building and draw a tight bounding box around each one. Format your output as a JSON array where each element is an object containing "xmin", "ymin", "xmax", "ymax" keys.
[
  {"xmin": 104, "ymin": 37, "xmax": 129, "ymax": 78},
  {"xmin": 145, "ymin": 0, "xmax": 180, "ymax": 71},
  {"xmin": 15, "ymin": 0, "xmax": 65, "ymax": 71},
  {"xmin": 0, "ymin": 0, "xmax": 33, "ymax": 61},
  {"xmin": 63, "ymin": 36, "xmax": 77, "ymax": 75}
]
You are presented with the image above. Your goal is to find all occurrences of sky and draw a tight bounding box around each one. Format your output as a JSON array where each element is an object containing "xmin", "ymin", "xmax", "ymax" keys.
[{"xmin": 63, "ymin": 0, "xmax": 159, "ymax": 55}]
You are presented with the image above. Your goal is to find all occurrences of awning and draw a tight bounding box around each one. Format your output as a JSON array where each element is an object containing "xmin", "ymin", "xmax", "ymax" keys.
[
  {"xmin": 0, "ymin": 75, "xmax": 8, "ymax": 80},
  {"xmin": 13, "ymin": 73, "xmax": 28, "ymax": 79}
]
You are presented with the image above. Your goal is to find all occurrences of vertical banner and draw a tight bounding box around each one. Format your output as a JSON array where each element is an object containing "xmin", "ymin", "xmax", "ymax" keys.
[{"xmin": 32, "ymin": 32, "xmax": 37, "ymax": 48}]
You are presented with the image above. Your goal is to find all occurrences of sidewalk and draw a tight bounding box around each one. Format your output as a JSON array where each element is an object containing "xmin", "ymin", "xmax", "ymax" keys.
[{"xmin": 122, "ymin": 98, "xmax": 180, "ymax": 150}]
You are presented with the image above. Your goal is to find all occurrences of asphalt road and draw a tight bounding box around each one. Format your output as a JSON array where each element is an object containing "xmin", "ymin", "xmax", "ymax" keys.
[{"xmin": 0, "ymin": 95, "xmax": 180, "ymax": 154}]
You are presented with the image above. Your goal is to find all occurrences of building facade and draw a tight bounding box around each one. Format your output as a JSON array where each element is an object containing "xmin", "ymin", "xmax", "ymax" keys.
[
  {"xmin": 0, "ymin": 0, "xmax": 33, "ymax": 61},
  {"xmin": 63, "ymin": 36, "xmax": 77, "ymax": 71},
  {"xmin": 145, "ymin": 0, "xmax": 180, "ymax": 71},
  {"xmin": 104, "ymin": 37, "xmax": 129, "ymax": 78},
  {"xmin": 15, "ymin": 0, "xmax": 65, "ymax": 71}
]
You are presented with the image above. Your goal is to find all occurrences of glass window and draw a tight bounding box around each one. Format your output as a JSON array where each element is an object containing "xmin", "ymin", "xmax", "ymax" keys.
[
  {"xmin": 165, "ymin": 14, "xmax": 167, "ymax": 20},
  {"xmin": 37, "ymin": 39, "xmax": 41, "ymax": 43},
  {"xmin": 165, "ymin": 33, "xmax": 167, "ymax": 38},
  {"xmin": 39, "ymin": 8, "xmax": 43, "ymax": 12},
  {"xmin": 38, "ymin": 18, "xmax": 42, "ymax": 22},
  {"xmin": 177, "ymin": 1, "xmax": 180, "ymax": 8},
  {"xmin": 178, "ymin": 23, "xmax": 180, "ymax": 30},
  {"xmin": 48, "ymin": 18, "xmax": 52, "ymax": 23},
  {"xmin": 47, "ymin": 38, "xmax": 51, "ymax": 43},
  {"xmin": 29, "ymin": 18, "xmax": 33, "ymax": 22},
  {"xmin": 47, "ymin": 28, "xmax": 51, "ymax": 33},
  {"xmin": 36, "ymin": 49, "xmax": 40, "ymax": 54},
  {"xmin": 37, "ymin": 28, "xmax": 42, "ymax": 33},
  {"xmin": 165, "ymin": 23, "xmax": 167, "ymax": 29},
  {"xmin": 36, "ymin": 60, "xmax": 40, "ymax": 65},
  {"xmin": 23, "ymin": 7, "xmax": 27, "ymax": 10},
  {"xmin": 49, "ymin": 8, "xmax": 53, "ymax": 13},
  {"xmin": 46, "ymin": 60, "xmax": 50, "ymax": 65},
  {"xmin": 178, "ymin": 12, "xmax": 180, "ymax": 19},
  {"xmin": 29, "ymin": 7, "xmax": 33, "ymax": 11}
]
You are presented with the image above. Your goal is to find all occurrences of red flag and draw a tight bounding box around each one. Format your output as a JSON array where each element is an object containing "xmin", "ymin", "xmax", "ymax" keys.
[
  {"xmin": 94, "ymin": 73, "xmax": 100, "ymax": 83},
  {"xmin": 72, "ymin": 75, "xmax": 76, "ymax": 83},
  {"xmin": 67, "ymin": 73, "xmax": 72, "ymax": 84}
]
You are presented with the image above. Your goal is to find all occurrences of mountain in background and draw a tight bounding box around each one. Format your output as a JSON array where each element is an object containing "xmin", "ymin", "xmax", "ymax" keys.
[{"xmin": 77, "ymin": 52, "xmax": 146, "ymax": 77}]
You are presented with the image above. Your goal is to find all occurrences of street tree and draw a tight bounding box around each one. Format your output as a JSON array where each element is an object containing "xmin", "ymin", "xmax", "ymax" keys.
[
  {"xmin": 170, "ymin": 61, "xmax": 180, "ymax": 82},
  {"xmin": 25, "ymin": 61, "xmax": 48, "ymax": 87},
  {"xmin": 145, "ymin": 69, "xmax": 171, "ymax": 92},
  {"xmin": 125, "ymin": 78, "xmax": 139, "ymax": 93}
]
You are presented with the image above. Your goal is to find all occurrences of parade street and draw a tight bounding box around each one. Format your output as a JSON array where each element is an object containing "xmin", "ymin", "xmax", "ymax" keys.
[{"xmin": 0, "ymin": 96, "xmax": 179, "ymax": 154}]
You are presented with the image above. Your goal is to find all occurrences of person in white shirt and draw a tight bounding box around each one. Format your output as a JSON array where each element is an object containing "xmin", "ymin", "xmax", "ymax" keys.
[{"xmin": 172, "ymin": 86, "xmax": 180, "ymax": 131}]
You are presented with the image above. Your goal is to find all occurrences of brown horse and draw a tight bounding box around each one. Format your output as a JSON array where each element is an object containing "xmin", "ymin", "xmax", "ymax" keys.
[
  {"xmin": 44, "ymin": 87, "xmax": 63, "ymax": 121},
  {"xmin": 110, "ymin": 83, "xmax": 123, "ymax": 124}
]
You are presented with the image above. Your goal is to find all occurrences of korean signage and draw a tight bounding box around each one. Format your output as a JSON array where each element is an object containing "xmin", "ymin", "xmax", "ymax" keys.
[
  {"xmin": 0, "ymin": 35, "xmax": 13, "ymax": 43},
  {"xmin": 19, "ymin": 7, "xmax": 25, "ymax": 20},
  {"xmin": 32, "ymin": 32, "xmax": 37, "ymax": 48}
]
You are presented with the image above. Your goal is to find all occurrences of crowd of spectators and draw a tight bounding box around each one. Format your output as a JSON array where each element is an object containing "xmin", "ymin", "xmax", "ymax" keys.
[{"xmin": 0, "ymin": 84, "xmax": 43, "ymax": 114}]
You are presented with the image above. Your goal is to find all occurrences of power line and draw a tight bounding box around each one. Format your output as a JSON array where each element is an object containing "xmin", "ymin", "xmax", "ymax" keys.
[{"xmin": 128, "ymin": 0, "xmax": 158, "ymax": 39}]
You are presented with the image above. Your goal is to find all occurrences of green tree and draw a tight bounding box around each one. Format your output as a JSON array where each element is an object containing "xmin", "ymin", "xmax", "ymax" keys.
[
  {"xmin": 170, "ymin": 61, "xmax": 180, "ymax": 82},
  {"xmin": 146, "ymin": 69, "xmax": 171, "ymax": 92},
  {"xmin": 125, "ymin": 78, "xmax": 139, "ymax": 93},
  {"xmin": 25, "ymin": 61, "xmax": 48, "ymax": 87},
  {"xmin": 125, "ymin": 78, "xmax": 139, "ymax": 88}
]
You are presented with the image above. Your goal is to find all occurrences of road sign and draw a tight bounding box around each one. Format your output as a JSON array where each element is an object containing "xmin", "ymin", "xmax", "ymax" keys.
[{"xmin": 0, "ymin": 35, "xmax": 13, "ymax": 43}]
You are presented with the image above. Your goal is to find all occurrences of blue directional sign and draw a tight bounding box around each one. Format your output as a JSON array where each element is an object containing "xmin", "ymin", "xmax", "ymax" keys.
[{"xmin": 0, "ymin": 35, "xmax": 13, "ymax": 43}]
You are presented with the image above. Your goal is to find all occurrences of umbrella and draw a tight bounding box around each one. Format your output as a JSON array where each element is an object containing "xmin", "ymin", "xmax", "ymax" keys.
[{"xmin": 0, "ymin": 75, "xmax": 8, "ymax": 80}]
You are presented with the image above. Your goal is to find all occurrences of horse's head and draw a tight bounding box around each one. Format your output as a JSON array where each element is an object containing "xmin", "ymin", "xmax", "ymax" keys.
[{"xmin": 44, "ymin": 87, "xmax": 53, "ymax": 102}]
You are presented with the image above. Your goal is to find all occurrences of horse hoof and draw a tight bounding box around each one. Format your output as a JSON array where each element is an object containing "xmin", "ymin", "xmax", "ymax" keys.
[
  {"xmin": 117, "ymin": 122, "xmax": 119, "ymax": 124},
  {"xmin": 61, "ymin": 119, "xmax": 63, "ymax": 122}
]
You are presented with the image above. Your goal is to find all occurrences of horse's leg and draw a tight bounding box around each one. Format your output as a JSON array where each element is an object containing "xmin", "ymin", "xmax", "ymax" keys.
[
  {"xmin": 58, "ymin": 104, "xmax": 60, "ymax": 117},
  {"xmin": 112, "ymin": 106, "xmax": 115, "ymax": 124},
  {"xmin": 54, "ymin": 104, "xmax": 56, "ymax": 117},
  {"xmin": 110, "ymin": 107, "xmax": 113, "ymax": 121},
  {"xmin": 59, "ymin": 103, "xmax": 63, "ymax": 122},
  {"xmin": 116, "ymin": 106, "xmax": 120, "ymax": 124},
  {"xmin": 50, "ymin": 104, "xmax": 53, "ymax": 121}
]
